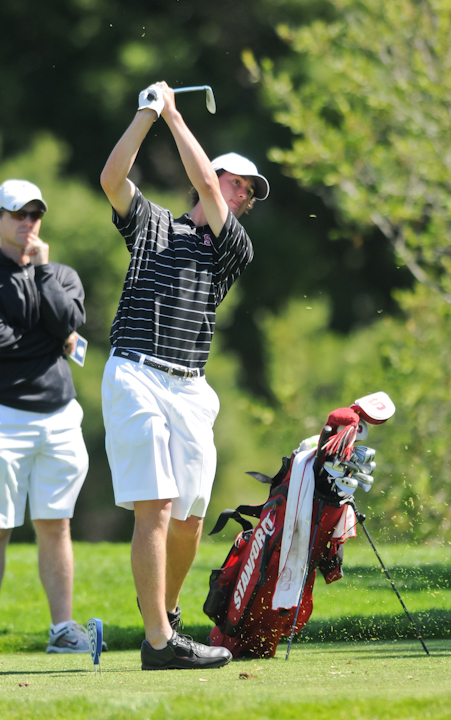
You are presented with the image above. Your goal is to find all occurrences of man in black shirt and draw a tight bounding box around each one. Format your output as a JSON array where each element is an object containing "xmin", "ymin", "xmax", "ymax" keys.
[
  {"xmin": 101, "ymin": 81, "xmax": 269, "ymax": 670},
  {"xmin": 0, "ymin": 179, "xmax": 90, "ymax": 653}
]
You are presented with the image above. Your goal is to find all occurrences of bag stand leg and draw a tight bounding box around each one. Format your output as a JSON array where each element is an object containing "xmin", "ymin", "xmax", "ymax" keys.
[
  {"xmin": 353, "ymin": 505, "xmax": 430, "ymax": 656},
  {"xmin": 285, "ymin": 499, "xmax": 325, "ymax": 660}
]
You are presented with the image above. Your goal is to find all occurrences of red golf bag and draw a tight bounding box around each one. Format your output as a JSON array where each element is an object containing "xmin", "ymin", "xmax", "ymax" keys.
[
  {"xmin": 203, "ymin": 453, "xmax": 353, "ymax": 658},
  {"xmin": 204, "ymin": 393, "xmax": 395, "ymax": 659}
]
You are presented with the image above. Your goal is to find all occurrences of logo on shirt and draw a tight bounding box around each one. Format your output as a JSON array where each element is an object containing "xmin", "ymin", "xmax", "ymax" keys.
[{"xmin": 203, "ymin": 234, "xmax": 212, "ymax": 246}]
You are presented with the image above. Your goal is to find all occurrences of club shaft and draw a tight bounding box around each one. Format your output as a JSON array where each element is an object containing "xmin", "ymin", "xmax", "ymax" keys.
[
  {"xmin": 174, "ymin": 86, "xmax": 208, "ymax": 95},
  {"xmin": 147, "ymin": 86, "xmax": 207, "ymax": 99},
  {"xmin": 358, "ymin": 518, "xmax": 430, "ymax": 655}
]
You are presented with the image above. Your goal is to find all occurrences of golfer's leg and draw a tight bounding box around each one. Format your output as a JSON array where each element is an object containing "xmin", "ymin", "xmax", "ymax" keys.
[
  {"xmin": 0, "ymin": 528, "xmax": 13, "ymax": 590},
  {"xmin": 166, "ymin": 515, "xmax": 203, "ymax": 612},
  {"xmin": 132, "ymin": 499, "xmax": 174, "ymax": 649},
  {"xmin": 33, "ymin": 518, "xmax": 73, "ymax": 625}
]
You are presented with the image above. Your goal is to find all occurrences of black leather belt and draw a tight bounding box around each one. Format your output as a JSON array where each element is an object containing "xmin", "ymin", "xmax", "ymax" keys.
[{"xmin": 112, "ymin": 348, "xmax": 205, "ymax": 378}]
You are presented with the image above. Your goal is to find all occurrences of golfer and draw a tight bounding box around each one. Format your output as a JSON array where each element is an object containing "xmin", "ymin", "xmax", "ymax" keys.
[
  {"xmin": 0, "ymin": 179, "xmax": 89, "ymax": 653},
  {"xmin": 100, "ymin": 80, "xmax": 269, "ymax": 671}
]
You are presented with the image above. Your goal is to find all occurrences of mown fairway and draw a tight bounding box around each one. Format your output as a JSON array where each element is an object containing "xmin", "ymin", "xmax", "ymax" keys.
[
  {"xmin": 0, "ymin": 537, "xmax": 450, "ymax": 719},
  {"xmin": 1, "ymin": 640, "xmax": 450, "ymax": 720}
]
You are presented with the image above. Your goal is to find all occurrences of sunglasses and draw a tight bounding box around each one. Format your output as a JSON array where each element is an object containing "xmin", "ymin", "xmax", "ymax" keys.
[{"xmin": 2, "ymin": 209, "xmax": 45, "ymax": 222}]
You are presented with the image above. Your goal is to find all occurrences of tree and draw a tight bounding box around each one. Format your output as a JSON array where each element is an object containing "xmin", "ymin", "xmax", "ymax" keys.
[
  {"xmin": 0, "ymin": 0, "xmax": 412, "ymax": 395},
  {"xmin": 251, "ymin": 0, "xmax": 451, "ymax": 301},
  {"xmin": 238, "ymin": 0, "xmax": 451, "ymax": 540}
]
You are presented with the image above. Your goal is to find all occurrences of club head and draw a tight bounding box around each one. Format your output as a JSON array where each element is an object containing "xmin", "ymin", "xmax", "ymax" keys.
[
  {"xmin": 361, "ymin": 461, "xmax": 376, "ymax": 474},
  {"xmin": 337, "ymin": 474, "xmax": 359, "ymax": 490},
  {"xmin": 335, "ymin": 476, "xmax": 358, "ymax": 494},
  {"xmin": 355, "ymin": 473, "xmax": 374, "ymax": 492},
  {"xmin": 354, "ymin": 446, "xmax": 376, "ymax": 464},
  {"xmin": 323, "ymin": 459, "xmax": 346, "ymax": 479},
  {"xmin": 205, "ymin": 86, "xmax": 216, "ymax": 114},
  {"xmin": 173, "ymin": 85, "xmax": 216, "ymax": 114}
]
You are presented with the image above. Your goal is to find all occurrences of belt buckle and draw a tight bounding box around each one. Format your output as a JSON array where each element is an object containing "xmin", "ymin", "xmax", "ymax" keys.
[{"xmin": 167, "ymin": 364, "xmax": 195, "ymax": 379}]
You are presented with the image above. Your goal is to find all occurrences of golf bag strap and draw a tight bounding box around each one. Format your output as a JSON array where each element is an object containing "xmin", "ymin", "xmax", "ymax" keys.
[
  {"xmin": 246, "ymin": 455, "xmax": 293, "ymax": 488},
  {"xmin": 208, "ymin": 507, "xmax": 265, "ymax": 536}
]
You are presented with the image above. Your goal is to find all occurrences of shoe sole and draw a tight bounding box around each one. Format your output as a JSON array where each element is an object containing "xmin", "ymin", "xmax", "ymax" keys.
[{"xmin": 142, "ymin": 656, "xmax": 231, "ymax": 671}]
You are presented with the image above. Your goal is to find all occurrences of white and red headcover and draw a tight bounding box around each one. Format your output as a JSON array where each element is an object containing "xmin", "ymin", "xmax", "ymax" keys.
[{"xmin": 351, "ymin": 391, "xmax": 395, "ymax": 425}]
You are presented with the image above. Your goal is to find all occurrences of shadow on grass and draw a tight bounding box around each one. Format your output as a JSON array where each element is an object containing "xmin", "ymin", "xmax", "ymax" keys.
[{"xmin": 0, "ymin": 668, "xmax": 92, "ymax": 676}]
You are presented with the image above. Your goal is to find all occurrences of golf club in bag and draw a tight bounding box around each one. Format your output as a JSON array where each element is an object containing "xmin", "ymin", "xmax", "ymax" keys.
[{"xmin": 204, "ymin": 391, "xmax": 427, "ymax": 658}]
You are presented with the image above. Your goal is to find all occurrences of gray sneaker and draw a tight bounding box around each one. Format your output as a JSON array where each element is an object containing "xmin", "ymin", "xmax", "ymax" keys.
[
  {"xmin": 141, "ymin": 631, "xmax": 232, "ymax": 670},
  {"xmin": 46, "ymin": 621, "xmax": 90, "ymax": 654}
]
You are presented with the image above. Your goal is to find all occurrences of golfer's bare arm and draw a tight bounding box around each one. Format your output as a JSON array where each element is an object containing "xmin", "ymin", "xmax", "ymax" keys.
[
  {"xmin": 161, "ymin": 85, "xmax": 228, "ymax": 237},
  {"xmin": 100, "ymin": 81, "xmax": 227, "ymax": 234},
  {"xmin": 100, "ymin": 110, "xmax": 157, "ymax": 219}
]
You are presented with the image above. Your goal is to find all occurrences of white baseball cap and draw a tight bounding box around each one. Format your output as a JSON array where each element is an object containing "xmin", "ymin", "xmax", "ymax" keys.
[
  {"xmin": 211, "ymin": 153, "xmax": 270, "ymax": 201},
  {"xmin": 0, "ymin": 179, "xmax": 48, "ymax": 213}
]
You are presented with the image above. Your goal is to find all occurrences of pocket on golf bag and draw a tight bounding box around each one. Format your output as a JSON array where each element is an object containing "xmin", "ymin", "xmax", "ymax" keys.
[
  {"xmin": 203, "ymin": 529, "xmax": 252, "ymax": 626},
  {"xmin": 318, "ymin": 541, "xmax": 344, "ymax": 584}
]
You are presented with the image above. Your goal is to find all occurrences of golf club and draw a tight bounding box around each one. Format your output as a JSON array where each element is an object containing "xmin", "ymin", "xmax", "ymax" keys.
[
  {"xmin": 354, "ymin": 446, "xmax": 376, "ymax": 464},
  {"xmin": 146, "ymin": 85, "xmax": 216, "ymax": 114},
  {"xmin": 354, "ymin": 473, "xmax": 374, "ymax": 491},
  {"xmin": 352, "ymin": 506, "xmax": 430, "ymax": 655}
]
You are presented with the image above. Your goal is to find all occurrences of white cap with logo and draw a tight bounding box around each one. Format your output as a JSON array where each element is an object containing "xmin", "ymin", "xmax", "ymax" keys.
[
  {"xmin": 211, "ymin": 153, "xmax": 270, "ymax": 201},
  {"xmin": 0, "ymin": 179, "xmax": 48, "ymax": 213}
]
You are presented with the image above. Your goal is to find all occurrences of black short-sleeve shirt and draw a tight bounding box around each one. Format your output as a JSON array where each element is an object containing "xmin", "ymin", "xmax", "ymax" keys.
[{"xmin": 110, "ymin": 188, "xmax": 253, "ymax": 368}]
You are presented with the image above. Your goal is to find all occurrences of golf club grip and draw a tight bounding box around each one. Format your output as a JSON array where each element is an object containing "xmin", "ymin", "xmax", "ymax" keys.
[{"xmin": 146, "ymin": 90, "xmax": 158, "ymax": 101}]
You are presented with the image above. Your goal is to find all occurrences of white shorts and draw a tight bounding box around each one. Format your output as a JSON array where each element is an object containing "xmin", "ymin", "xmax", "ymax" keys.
[
  {"xmin": 101, "ymin": 355, "xmax": 220, "ymax": 521},
  {"xmin": 0, "ymin": 399, "xmax": 89, "ymax": 529}
]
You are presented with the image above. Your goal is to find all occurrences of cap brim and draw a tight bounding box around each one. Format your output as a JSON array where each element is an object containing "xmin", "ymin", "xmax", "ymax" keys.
[
  {"xmin": 36, "ymin": 199, "xmax": 48, "ymax": 212},
  {"xmin": 251, "ymin": 175, "xmax": 270, "ymax": 201},
  {"xmin": 5, "ymin": 197, "xmax": 48, "ymax": 212}
]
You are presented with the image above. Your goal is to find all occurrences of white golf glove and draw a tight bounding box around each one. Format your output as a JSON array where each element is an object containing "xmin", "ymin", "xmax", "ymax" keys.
[{"xmin": 138, "ymin": 84, "xmax": 164, "ymax": 117}]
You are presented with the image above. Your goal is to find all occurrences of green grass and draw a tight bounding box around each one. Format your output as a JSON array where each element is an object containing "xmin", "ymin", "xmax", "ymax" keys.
[
  {"xmin": 1, "ymin": 537, "xmax": 450, "ymax": 719},
  {"xmin": 1, "ymin": 535, "xmax": 449, "ymax": 651},
  {"xmin": 0, "ymin": 641, "xmax": 450, "ymax": 719}
]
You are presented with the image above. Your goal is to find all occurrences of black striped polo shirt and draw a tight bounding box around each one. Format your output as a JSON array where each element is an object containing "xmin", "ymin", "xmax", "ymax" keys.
[{"xmin": 110, "ymin": 188, "xmax": 254, "ymax": 369}]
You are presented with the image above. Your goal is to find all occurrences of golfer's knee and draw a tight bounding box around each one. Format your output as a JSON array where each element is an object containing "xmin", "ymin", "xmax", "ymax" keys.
[
  {"xmin": 33, "ymin": 518, "xmax": 71, "ymax": 541},
  {"xmin": 134, "ymin": 499, "xmax": 172, "ymax": 528},
  {"xmin": 170, "ymin": 515, "xmax": 203, "ymax": 539}
]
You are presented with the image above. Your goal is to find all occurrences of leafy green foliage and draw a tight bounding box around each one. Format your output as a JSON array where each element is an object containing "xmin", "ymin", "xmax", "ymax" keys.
[
  {"xmin": 230, "ymin": 0, "xmax": 451, "ymax": 540},
  {"xmin": 2, "ymin": 2, "xmax": 450, "ymax": 544},
  {"xmin": 255, "ymin": 0, "xmax": 451, "ymax": 299},
  {"xmin": 0, "ymin": 0, "xmax": 414, "ymax": 398}
]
